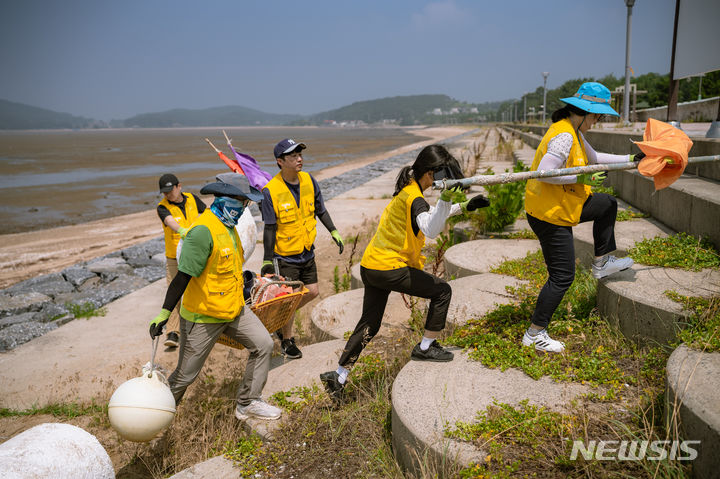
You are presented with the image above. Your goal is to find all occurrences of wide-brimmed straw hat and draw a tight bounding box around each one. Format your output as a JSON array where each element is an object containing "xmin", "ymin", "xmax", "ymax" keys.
[
  {"xmin": 200, "ymin": 172, "xmax": 263, "ymax": 201},
  {"xmin": 560, "ymin": 82, "xmax": 619, "ymax": 116}
]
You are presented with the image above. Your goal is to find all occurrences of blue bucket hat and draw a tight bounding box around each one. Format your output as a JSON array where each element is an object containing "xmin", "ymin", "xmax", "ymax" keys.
[{"xmin": 560, "ymin": 82, "xmax": 619, "ymax": 116}]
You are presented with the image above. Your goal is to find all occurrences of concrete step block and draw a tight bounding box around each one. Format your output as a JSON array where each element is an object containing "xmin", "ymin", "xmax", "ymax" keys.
[
  {"xmin": 597, "ymin": 264, "xmax": 720, "ymax": 344},
  {"xmin": 391, "ymin": 350, "xmax": 590, "ymax": 476},
  {"xmin": 310, "ymin": 289, "xmax": 411, "ymax": 341},
  {"xmin": 446, "ymin": 274, "xmax": 528, "ymax": 325},
  {"xmin": 573, "ymin": 215, "xmax": 674, "ymax": 268},
  {"xmin": 444, "ymin": 239, "xmax": 540, "ymax": 279},
  {"xmin": 666, "ymin": 345, "xmax": 720, "ymax": 479},
  {"xmin": 608, "ymin": 170, "xmax": 720, "ymax": 250}
]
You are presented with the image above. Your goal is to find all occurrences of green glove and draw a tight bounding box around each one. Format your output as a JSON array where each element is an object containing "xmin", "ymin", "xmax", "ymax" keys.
[
  {"xmin": 440, "ymin": 184, "xmax": 462, "ymax": 202},
  {"xmin": 177, "ymin": 226, "xmax": 189, "ymax": 238},
  {"xmin": 630, "ymin": 152, "xmax": 645, "ymax": 162},
  {"xmin": 577, "ymin": 172, "xmax": 606, "ymax": 187},
  {"xmin": 261, "ymin": 260, "xmax": 274, "ymax": 276},
  {"xmin": 149, "ymin": 309, "xmax": 171, "ymax": 339},
  {"xmin": 331, "ymin": 230, "xmax": 344, "ymax": 254}
]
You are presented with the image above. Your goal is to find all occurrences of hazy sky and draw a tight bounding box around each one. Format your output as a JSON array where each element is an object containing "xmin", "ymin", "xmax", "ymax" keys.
[{"xmin": 1, "ymin": 0, "xmax": 677, "ymax": 121}]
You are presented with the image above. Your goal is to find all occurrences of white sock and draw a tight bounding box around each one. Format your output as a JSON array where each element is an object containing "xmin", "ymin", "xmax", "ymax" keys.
[
  {"xmin": 593, "ymin": 255, "xmax": 608, "ymax": 267},
  {"xmin": 527, "ymin": 326, "xmax": 543, "ymax": 336},
  {"xmin": 420, "ymin": 337, "xmax": 435, "ymax": 351},
  {"xmin": 336, "ymin": 366, "xmax": 349, "ymax": 384}
]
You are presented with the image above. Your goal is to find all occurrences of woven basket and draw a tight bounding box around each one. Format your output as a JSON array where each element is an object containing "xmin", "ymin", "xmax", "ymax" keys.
[{"xmin": 217, "ymin": 279, "xmax": 307, "ymax": 350}]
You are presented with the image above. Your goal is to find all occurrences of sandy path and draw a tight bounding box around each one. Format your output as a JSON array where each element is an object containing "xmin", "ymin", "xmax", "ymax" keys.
[{"xmin": 0, "ymin": 126, "xmax": 468, "ymax": 290}]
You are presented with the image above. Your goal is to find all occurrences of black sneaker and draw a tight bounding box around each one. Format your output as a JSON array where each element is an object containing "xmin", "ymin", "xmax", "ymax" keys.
[
  {"xmin": 410, "ymin": 340, "xmax": 454, "ymax": 362},
  {"xmin": 320, "ymin": 371, "xmax": 345, "ymax": 402},
  {"xmin": 164, "ymin": 332, "xmax": 179, "ymax": 348},
  {"xmin": 281, "ymin": 337, "xmax": 302, "ymax": 359}
]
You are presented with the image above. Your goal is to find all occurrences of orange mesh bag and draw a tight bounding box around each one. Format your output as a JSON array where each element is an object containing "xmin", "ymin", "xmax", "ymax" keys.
[{"xmin": 635, "ymin": 118, "xmax": 693, "ymax": 190}]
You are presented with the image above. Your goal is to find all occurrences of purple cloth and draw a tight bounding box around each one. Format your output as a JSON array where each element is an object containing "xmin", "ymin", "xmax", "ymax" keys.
[{"xmin": 228, "ymin": 144, "xmax": 273, "ymax": 190}]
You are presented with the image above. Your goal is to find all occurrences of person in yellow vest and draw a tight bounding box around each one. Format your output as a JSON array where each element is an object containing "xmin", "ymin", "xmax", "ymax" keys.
[
  {"xmin": 320, "ymin": 145, "xmax": 489, "ymax": 401},
  {"xmin": 156, "ymin": 173, "xmax": 206, "ymax": 349},
  {"xmin": 260, "ymin": 138, "xmax": 344, "ymax": 359},
  {"xmin": 523, "ymin": 82, "xmax": 644, "ymax": 353},
  {"xmin": 149, "ymin": 173, "xmax": 281, "ymax": 421}
]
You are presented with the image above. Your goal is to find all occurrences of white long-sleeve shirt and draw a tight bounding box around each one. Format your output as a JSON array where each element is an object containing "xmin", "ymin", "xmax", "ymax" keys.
[
  {"xmin": 537, "ymin": 131, "xmax": 631, "ymax": 184},
  {"xmin": 415, "ymin": 198, "xmax": 462, "ymax": 239}
]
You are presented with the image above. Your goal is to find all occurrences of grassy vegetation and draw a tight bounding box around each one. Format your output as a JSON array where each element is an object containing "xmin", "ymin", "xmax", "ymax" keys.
[
  {"xmin": 0, "ymin": 402, "xmax": 105, "ymax": 419},
  {"xmin": 616, "ymin": 209, "xmax": 649, "ymax": 221},
  {"xmin": 65, "ymin": 301, "xmax": 107, "ymax": 319},
  {"xmin": 628, "ymin": 232, "xmax": 720, "ymax": 271},
  {"xmin": 666, "ymin": 292, "xmax": 720, "ymax": 352},
  {"xmin": 444, "ymin": 249, "xmax": 693, "ymax": 477}
]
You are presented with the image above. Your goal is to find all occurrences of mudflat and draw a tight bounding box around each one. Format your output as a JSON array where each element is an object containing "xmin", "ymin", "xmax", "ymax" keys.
[{"xmin": 0, "ymin": 126, "xmax": 466, "ymax": 289}]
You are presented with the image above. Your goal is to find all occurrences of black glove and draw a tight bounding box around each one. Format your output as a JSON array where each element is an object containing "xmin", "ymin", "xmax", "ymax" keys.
[
  {"xmin": 261, "ymin": 260, "xmax": 275, "ymax": 276},
  {"xmin": 631, "ymin": 152, "xmax": 645, "ymax": 162},
  {"xmin": 466, "ymin": 194, "xmax": 490, "ymax": 211}
]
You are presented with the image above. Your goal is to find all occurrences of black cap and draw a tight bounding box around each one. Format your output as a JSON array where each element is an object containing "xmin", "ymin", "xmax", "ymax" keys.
[
  {"xmin": 273, "ymin": 138, "xmax": 306, "ymax": 159},
  {"xmin": 158, "ymin": 173, "xmax": 179, "ymax": 193},
  {"xmin": 200, "ymin": 172, "xmax": 263, "ymax": 202}
]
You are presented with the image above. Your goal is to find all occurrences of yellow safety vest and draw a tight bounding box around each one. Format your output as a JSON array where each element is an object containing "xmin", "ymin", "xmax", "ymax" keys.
[
  {"xmin": 361, "ymin": 180, "xmax": 426, "ymax": 271},
  {"xmin": 158, "ymin": 192, "xmax": 200, "ymax": 258},
  {"xmin": 265, "ymin": 171, "xmax": 317, "ymax": 256},
  {"xmin": 525, "ymin": 118, "xmax": 592, "ymax": 226},
  {"xmin": 181, "ymin": 210, "xmax": 245, "ymax": 321}
]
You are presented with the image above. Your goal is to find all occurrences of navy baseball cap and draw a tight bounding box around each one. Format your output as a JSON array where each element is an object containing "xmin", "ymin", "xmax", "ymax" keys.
[{"xmin": 273, "ymin": 138, "xmax": 306, "ymax": 159}]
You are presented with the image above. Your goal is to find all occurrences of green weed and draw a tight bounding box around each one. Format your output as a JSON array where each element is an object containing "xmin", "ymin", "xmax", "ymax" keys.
[
  {"xmin": 65, "ymin": 301, "xmax": 107, "ymax": 319},
  {"xmin": 628, "ymin": 232, "xmax": 720, "ymax": 271}
]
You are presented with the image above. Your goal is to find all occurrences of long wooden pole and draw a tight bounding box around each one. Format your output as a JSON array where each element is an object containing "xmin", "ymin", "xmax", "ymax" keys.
[{"xmin": 433, "ymin": 155, "xmax": 720, "ymax": 189}]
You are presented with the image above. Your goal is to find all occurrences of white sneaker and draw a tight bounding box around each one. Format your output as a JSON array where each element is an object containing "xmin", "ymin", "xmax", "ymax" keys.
[
  {"xmin": 592, "ymin": 255, "xmax": 633, "ymax": 279},
  {"xmin": 522, "ymin": 329, "xmax": 565, "ymax": 353},
  {"xmin": 235, "ymin": 400, "xmax": 281, "ymax": 420}
]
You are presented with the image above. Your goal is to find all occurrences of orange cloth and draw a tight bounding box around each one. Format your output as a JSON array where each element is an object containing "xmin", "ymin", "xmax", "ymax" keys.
[{"xmin": 634, "ymin": 118, "xmax": 693, "ymax": 190}]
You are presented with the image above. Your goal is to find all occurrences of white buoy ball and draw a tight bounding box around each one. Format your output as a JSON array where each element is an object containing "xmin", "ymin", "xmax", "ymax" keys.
[{"xmin": 108, "ymin": 371, "xmax": 176, "ymax": 442}]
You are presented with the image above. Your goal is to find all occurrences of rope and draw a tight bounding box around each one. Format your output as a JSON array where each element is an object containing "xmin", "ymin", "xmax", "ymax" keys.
[{"xmin": 148, "ymin": 336, "xmax": 159, "ymax": 378}]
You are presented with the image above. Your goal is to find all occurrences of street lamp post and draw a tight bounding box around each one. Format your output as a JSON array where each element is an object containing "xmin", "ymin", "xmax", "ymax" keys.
[
  {"xmin": 623, "ymin": 0, "xmax": 635, "ymax": 125},
  {"xmin": 523, "ymin": 93, "xmax": 527, "ymax": 123},
  {"xmin": 542, "ymin": 72, "xmax": 549, "ymax": 123}
]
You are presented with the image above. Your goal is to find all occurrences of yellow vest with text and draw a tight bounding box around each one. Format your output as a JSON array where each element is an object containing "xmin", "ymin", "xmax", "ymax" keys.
[
  {"xmin": 525, "ymin": 118, "xmax": 592, "ymax": 226},
  {"xmin": 361, "ymin": 180, "xmax": 426, "ymax": 271},
  {"xmin": 158, "ymin": 193, "xmax": 200, "ymax": 258},
  {"xmin": 182, "ymin": 210, "xmax": 245, "ymax": 321},
  {"xmin": 265, "ymin": 171, "xmax": 317, "ymax": 256}
]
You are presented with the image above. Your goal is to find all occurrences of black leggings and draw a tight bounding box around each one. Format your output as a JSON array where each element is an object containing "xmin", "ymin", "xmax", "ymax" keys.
[
  {"xmin": 338, "ymin": 266, "xmax": 452, "ymax": 367},
  {"xmin": 527, "ymin": 193, "xmax": 617, "ymax": 328}
]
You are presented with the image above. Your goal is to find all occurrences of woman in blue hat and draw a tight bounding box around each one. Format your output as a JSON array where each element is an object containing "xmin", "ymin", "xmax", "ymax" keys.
[{"xmin": 523, "ymin": 82, "xmax": 643, "ymax": 353}]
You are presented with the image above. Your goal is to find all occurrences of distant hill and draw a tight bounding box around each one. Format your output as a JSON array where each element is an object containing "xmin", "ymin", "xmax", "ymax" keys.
[
  {"xmin": 0, "ymin": 99, "xmax": 99, "ymax": 130},
  {"xmin": 299, "ymin": 94, "xmax": 500, "ymax": 126},
  {"xmin": 122, "ymin": 105, "xmax": 302, "ymax": 127}
]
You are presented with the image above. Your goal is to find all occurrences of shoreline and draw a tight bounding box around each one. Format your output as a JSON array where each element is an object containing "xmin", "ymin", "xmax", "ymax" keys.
[{"xmin": 0, "ymin": 125, "xmax": 470, "ymax": 289}]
